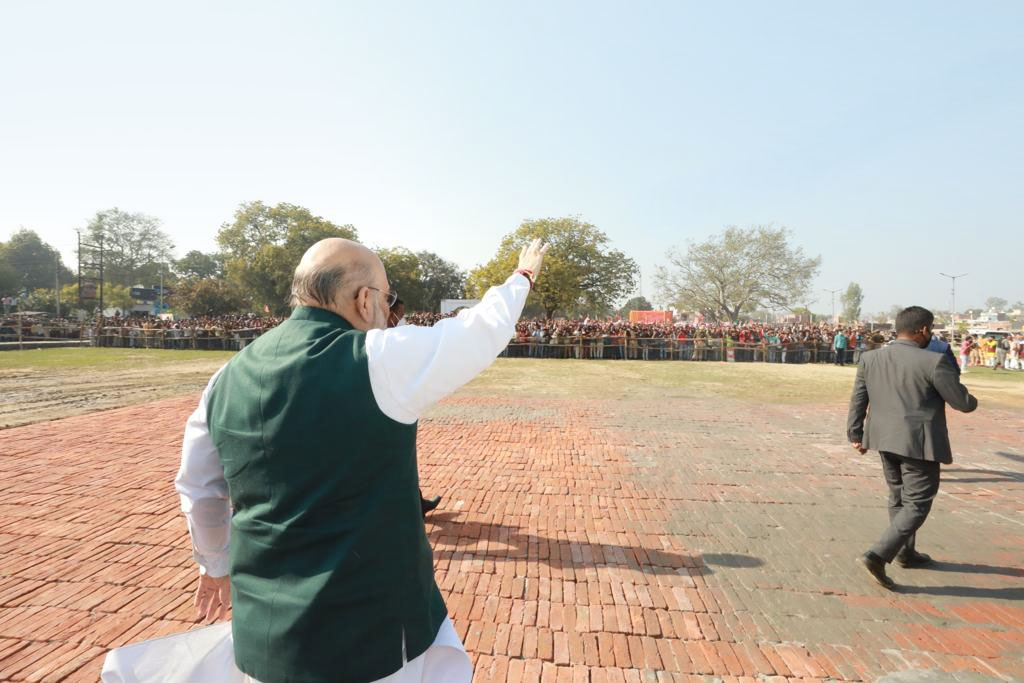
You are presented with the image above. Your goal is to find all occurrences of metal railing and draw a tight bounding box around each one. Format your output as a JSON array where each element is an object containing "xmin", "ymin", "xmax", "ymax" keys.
[
  {"xmin": 2, "ymin": 323, "xmax": 883, "ymax": 364},
  {"xmin": 92, "ymin": 327, "xmax": 265, "ymax": 350},
  {"xmin": 499, "ymin": 338, "xmax": 880, "ymax": 363}
]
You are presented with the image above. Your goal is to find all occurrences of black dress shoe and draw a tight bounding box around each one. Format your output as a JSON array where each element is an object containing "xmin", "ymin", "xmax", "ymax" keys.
[
  {"xmin": 895, "ymin": 550, "xmax": 933, "ymax": 568},
  {"xmin": 858, "ymin": 553, "xmax": 896, "ymax": 589},
  {"xmin": 420, "ymin": 495, "xmax": 442, "ymax": 519}
]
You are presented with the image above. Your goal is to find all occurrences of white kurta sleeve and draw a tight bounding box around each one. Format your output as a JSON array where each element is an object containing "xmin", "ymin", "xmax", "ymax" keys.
[
  {"xmin": 365, "ymin": 273, "xmax": 531, "ymax": 424},
  {"xmin": 174, "ymin": 366, "xmax": 231, "ymax": 577}
]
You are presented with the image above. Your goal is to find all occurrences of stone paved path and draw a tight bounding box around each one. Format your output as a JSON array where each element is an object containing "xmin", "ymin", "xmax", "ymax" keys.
[{"xmin": 0, "ymin": 386, "xmax": 1021, "ymax": 682}]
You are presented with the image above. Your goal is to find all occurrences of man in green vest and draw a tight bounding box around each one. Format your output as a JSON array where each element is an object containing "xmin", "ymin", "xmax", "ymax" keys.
[{"xmin": 175, "ymin": 238, "xmax": 548, "ymax": 683}]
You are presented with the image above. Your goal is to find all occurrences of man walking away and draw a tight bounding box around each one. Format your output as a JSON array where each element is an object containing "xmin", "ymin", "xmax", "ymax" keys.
[{"xmin": 846, "ymin": 306, "xmax": 977, "ymax": 589}]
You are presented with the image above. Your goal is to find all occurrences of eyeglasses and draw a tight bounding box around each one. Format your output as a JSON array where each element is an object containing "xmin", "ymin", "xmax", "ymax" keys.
[{"xmin": 363, "ymin": 286, "xmax": 398, "ymax": 308}]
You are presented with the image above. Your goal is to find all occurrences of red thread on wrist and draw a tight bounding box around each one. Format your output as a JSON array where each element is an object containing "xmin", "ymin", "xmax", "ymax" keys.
[{"xmin": 515, "ymin": 269, "xmax": 535, "ymax": 290}]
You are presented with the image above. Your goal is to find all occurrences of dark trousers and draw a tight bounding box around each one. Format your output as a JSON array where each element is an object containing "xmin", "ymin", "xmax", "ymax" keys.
[{"xmin": 869, "ymin": 452, "xmax": 940, "ymax": 562}]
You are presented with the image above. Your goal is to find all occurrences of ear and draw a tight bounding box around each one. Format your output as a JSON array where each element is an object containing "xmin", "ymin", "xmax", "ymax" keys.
[{"xmin": 353, "ymin": 287, "xmax": 374, "ymax": 325}]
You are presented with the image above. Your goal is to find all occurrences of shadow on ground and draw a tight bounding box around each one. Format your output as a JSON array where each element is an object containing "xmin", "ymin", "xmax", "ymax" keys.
[{"xmin": 427, "ymin": 512, "xmax": 764, "ymax": 576}]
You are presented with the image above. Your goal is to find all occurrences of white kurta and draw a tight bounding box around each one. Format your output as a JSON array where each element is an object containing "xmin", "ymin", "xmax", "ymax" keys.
[{"xmin": 102, "ymin": 273, "xmax": 530, "ymax": 683}]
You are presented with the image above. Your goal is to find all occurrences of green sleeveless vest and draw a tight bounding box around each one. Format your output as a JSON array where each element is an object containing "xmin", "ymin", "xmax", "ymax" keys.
[{"xmin": 206, "ymin": 306, "xmax": 447, "ymax": 683}]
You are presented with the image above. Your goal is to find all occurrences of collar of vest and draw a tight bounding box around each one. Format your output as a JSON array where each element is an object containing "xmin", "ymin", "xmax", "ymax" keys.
[{"xmin": 288, "ymin": 306, "xmax": 356, "ymax": 330}]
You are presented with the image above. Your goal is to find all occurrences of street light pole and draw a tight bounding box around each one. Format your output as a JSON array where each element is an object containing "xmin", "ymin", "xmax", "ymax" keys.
[
  {"xmin": 824, "ymin": 288, "xmax": 841, "ymax": 324},
  {"xmin": 939, "ymin": 272, "xmax": 967, "ymax": 327}
]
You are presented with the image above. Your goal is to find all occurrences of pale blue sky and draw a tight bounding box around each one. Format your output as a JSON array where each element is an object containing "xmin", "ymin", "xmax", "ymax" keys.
[{"xmin": 1, "ymin": 1, "xmax": 1021, "ymax": 314}]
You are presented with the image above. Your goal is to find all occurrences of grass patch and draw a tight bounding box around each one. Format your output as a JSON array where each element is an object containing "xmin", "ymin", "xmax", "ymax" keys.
[
  {"xmin": 0, "ymin": 347, "xmax": 235, "ymax": 370},
  {"xmin": 468, "ymin": 358, "xmax": 1024, "ymax": 407}
]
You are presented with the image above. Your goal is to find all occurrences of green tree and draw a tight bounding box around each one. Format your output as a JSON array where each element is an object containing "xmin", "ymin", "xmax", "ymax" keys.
[
  {"xmin": 171, "ymin": 278, "xmax": 247, "ymax": 316},
  {"xmin": 99, "ymin": 284, "xmax": 136, "ymax": 312},
  {"xmin": 619, "ymin": 296, "xmax": 653, "ymax": 317},
  {"xmin": 217, "ymin": 201, "xmax": 358, "ymax": 314},
  {"xmin": 0, "ymin": 254, "xmax": 18, "ymax": 295},
  {"xmin": 655, "ymin": 225, "xmax": 820, "ymax": 323},
  {"xmin": 984, "ymin": 296, "xmax": 1008, "ymax": 311},
  {"xmin": 840, "ymin": 282, "xmax": 863, "ymax": 322},
  {"xmin": 376, "ymin": 248, "xmax": 426, "ymax": 311},
  {"xmin": 415, "ymin": 251, "xmax": 466, "ymax": 312},
  {"xmin": 175, "ymin": 250, "xmax": 224, "ymax": 279},
  {"xmin": 466, "ymin": 217, "xmax": 637, "ymax": 319},
  {"xmin": 85, "ymin": 208, "xmax": 175, "ymax": 287},
  {"xmin": 0, "ymin": 229, "xmax": 74, "ymax": 292}
]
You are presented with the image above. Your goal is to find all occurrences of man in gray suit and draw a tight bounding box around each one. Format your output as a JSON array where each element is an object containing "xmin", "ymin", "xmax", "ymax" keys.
[{"xmin": 847, "ymin": 306, "xmax": 977, "ymax": 589}]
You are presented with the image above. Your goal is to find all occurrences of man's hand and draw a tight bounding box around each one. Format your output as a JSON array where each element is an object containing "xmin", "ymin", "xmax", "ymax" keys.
[
  {"xmin": 851, "ymin": 442, "xmax": 868, "ymax": 454},
  {"xmin": 195, "ymin": 573, "xmax": 231, "ymax": 623},
  {"xmin": 517, "ymin": 239, "xmax": 549, "ymax": 283}
]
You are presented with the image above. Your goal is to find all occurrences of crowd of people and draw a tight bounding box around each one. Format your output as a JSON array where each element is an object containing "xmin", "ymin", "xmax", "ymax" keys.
[
  {"xmin": 90, "ymin": 313, "xmax": 286, "ymax": 349},
  {"xmin": 4, "ymin": 310, "xmax": 1022, "ymax": 369},
  {"xmin": 0, "ymin": 313, "xmax": 285, "ymax": 349},
  {"xmin": 960, "ymin": 334, "xmax": 1024, "ymax": 371}
]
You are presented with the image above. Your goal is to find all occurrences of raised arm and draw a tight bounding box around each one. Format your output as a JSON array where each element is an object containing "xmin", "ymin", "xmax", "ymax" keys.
[{"xmin": 366, "ymin": 240, "xmax": 547, "ymax": 424}]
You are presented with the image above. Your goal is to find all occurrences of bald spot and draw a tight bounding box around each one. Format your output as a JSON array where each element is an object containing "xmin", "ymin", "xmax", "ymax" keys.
[{"xmin": 290, "ymin": 238, "xmax": 385, "ymax": 309}]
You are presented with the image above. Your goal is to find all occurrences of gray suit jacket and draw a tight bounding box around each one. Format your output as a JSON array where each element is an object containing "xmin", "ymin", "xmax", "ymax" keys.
[{"xmin": 847, "ymin": 339, "xmax": 977, "ymax": 464}]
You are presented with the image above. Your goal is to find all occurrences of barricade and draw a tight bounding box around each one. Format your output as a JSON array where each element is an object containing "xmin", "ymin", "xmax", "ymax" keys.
[
  {"xmin": 499, "ymin": 338, "xmax": 879, "ymax": 363},
  {"xmin": 92, "ymin": 327, "xmax": 266, "ymax": 351},
  {"xmin": 8, "ymin": 323, "xmax": 882, "ymax": 364}
]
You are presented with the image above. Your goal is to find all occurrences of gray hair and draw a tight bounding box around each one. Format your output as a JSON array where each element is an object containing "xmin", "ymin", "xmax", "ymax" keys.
[{"xmin": 289, "ymin": 261, "xmax": 369, "ymax": 308}]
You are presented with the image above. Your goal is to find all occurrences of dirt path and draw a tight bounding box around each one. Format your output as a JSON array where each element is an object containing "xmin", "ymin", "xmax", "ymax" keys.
[{"xmin": 0, "ymin": 359, "xmax": 226, "ymax": 429}]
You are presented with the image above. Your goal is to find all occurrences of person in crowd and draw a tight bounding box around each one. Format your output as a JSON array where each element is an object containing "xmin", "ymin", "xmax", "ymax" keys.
[
  {"xmin": 995, "ymin": 335, "xmax": 1009, "ymax": 370},
  {"xmin": 959, "ymin": 335, "xmax": 973, "ymax": 372},
  {"xmin": 172, "ymin": 237, "xmax": 548, "ymax": 683},
  {"xmin": 833, "ymin": 328, "xmax": 849, "ymax": 366},
  {"xmin": 847, "ymin": 306, "xmax": 977, "ymax": 590},
  {"xmin": 926, "ymin": 333, "xmax": 960, "ymax": 373}
]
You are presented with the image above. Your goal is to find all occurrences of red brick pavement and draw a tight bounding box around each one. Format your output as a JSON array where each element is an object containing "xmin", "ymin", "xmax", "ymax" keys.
[{"xmin": 0, "ymin": 389, "xmax": 1021, "ymax": 681}]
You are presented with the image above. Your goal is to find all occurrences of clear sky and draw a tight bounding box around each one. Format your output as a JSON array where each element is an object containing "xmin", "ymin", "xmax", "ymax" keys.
[{"xmin": 1, "ymin": 1, "xmax": 1021, "ymax": 315}]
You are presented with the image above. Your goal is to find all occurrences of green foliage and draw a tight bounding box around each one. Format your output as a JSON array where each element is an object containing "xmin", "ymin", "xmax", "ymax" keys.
[
  {"xmin": 85, "ymin": 208, "xmax": 175, "ymax": 287},
  {"xmin": 175, "ymin": 250, "xmax": 224, "ymax": 279},
  {"xmin": 0, "ymin": 254, "xmax": 18, "ymax": 295},
  {"xmin": 984, "ymin": 296, "xmax": 1008, "ymax": 311},
  {"xmin": 619, "ymin": 296, "xmax": 653, "ymax": 317},
  {"xmin": 373, "ymin": 248, "xmax": 467, "ymax": 312},
  {"xmin": 171, "ymin": 278, "xmax": 247, "ymax": 316},
  {"xmin": 0, "ymin": 229, "xmax": 74, "ymax": 293},
  {"xmin": 376, "ymin": 247, "xmax": 424, "ymax": 311},
  {"xmin": 466, "ymin": 217, "xmax": 637, "ymax": 319},
  {"xmin": 655, "ymin": 225, "xmax": 821, "ymax": 323},
  {"xmin": 840, "ymin": 282, "xmax": 863, "ymax": 322},
  {"xmin": 103, "ymin": 284, "xmax": 136, "ymax": 311},
  {"xmin": 217, "ymin": 201, "xmax": 358, "ymax": 315},
  {"xmin": 415, "ymin": 251, "xmax": 466, "ymax": 312}
]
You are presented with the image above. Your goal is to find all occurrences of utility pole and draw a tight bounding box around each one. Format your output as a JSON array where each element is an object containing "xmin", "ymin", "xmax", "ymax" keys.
[
  {"xmin": 939, "ymin": 272, "xmax": 967, "ymax": 327},
  {"xmin": 55, "ymin": 254, "xmax": 60, "ymax": 319},
  {"xmin": 824, "ymin": 288, "xmax": 841, "ymax": 324}
]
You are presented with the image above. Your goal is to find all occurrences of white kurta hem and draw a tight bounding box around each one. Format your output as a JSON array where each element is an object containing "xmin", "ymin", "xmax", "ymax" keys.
[{"xmin": 100, "ymin": 616, "xmax": 470, "ymax": 683}]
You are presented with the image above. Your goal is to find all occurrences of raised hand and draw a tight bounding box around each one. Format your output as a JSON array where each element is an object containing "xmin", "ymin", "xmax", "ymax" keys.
[{"xmin": 517, "ymin": 239, "xmax": 550, "ymax": 284}]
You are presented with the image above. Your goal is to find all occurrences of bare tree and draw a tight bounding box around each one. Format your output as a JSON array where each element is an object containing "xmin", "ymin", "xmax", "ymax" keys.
[{"xmin": 655, "ymin": 225, "xmax": 820, "ymax": 322}]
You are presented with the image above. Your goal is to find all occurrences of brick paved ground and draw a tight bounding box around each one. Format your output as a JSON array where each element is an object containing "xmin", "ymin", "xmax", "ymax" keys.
[{"xmin": 0, "ymin": 381, "xmax": 1021, "ymax": 681}]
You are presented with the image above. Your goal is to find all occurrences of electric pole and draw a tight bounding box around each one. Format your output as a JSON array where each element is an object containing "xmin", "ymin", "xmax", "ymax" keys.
[
  {"xmin": 824, "ymin": 288, "xmax": 841, "ymax": 324},
  {"xmin": 939, "ymin": 272, "xmax": 967, "ymax": 326}
]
